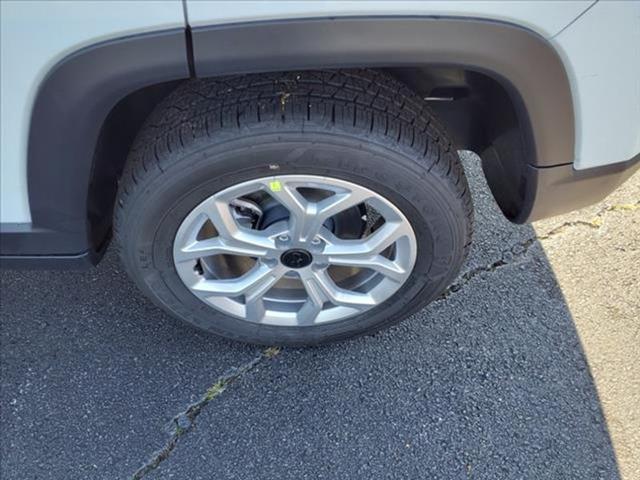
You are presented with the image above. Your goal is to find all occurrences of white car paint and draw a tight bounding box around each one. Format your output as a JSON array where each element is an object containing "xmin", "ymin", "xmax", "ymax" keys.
[
  {"xmin": 0, "ymin": 0, "xmax": 184, "ymax": 224},
  {"xmin": 185, "ymin": 1, "xmax": 593, "ymax": 38},
  {"xmin": 1, "ymin": 0, "xmax": 639, "ymax": 226},
  {"xmin": 551, "ymin": 1, "xmax": 640, "ymax": 169}
]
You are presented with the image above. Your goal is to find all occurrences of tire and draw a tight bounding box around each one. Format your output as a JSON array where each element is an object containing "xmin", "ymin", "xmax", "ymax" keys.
[{"xmin": 115, "ymin": 69, "xmax": 473, "ymax": 346}]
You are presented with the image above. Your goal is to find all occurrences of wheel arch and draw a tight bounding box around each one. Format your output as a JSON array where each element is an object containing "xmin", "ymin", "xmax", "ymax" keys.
[{"xmin": 19, "ymin": 17, "xmax": 574, "ymax": 264}]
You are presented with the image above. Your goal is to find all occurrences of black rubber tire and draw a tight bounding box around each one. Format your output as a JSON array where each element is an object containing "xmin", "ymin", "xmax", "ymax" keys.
[{"xmin": 114, "ymin": 69, "xmax": 473, "ymax": 346}]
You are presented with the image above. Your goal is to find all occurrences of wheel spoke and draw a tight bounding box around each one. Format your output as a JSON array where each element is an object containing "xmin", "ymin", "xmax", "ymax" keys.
[
  {"xmin": 327, "ymin": 254, "xmax": 406, "ymax": 283},
  {"xmin": 243, "ymin": 265, "xmax": 287, "ymax": 322},
  {"xmin": 296, "ymin": 283, "xmax": 325, "ymax": 326},
  {"xmin": 204, "ymin": 198, "xmax": 241, "ymax": 240},
  {"xmin": 192, "ymin": 263, "xmax": 284, "ymax": 298},
  {"xmin": 266, "ymin": 183, "xmax": 307, "ymax": 215},
  {"xmin": 269, "ymin": 181, "xmax": 371, "ymax": 242},
  {"xmin": 264, "ymin": 183, "xmax": 308, "ymax": 239},
  {"xmin": 318, "ymin": 221, "xmax": 410, "ymax": 282},
  {"xmin": 297, "ymin": 190, "xmax": 371, "ymax": 241},
  {"xmin": 318, "ymin": 190, "xmax": 371, "ymax": 220},
  {"xmin": 299, "ymin": 268, "xmax": 375, "ymax": 318},
  {"xmin": 322, "ymin": 221, "xmax": 408, "ymax": 257},
  {"xmin": 244, "ymin": 294, "xmax": 267, "ymax": 323},
  {"xmin": 204, "ymin": 198, "xmax": 278, "ymax": 244},
  {"xmin": 175, "ymin": 237, "xmax": 269, "ymax": 263},
  {"xmin": 176, "ymin": 198, "xmax": 284, "ymax": 263}
]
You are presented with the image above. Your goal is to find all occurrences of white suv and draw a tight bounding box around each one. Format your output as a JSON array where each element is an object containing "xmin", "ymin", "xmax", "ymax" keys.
[{"xmin": 1, "ymin": 1, "xmax": 639, "ymax": 345}]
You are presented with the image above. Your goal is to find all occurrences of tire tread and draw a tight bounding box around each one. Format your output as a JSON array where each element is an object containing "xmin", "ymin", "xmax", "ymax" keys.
[{"xmin": 116, "ymin": 69, "xmax": 472, "ymax": 262}]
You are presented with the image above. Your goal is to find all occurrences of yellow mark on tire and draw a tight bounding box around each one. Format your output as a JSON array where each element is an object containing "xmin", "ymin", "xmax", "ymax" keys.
[{"xmin": 269, "ymin": 180, "xmax": 282, "ymax": 192}]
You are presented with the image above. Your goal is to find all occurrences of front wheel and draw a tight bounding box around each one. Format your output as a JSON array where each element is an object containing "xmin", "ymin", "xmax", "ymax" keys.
[{"xmin": 115, "ymin": 69, "xmax": 473, "ymax": 345}]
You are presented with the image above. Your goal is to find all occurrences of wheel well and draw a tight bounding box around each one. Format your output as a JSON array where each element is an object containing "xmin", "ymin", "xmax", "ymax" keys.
[
  {"xmin": 16, "ymin": 19, "xmax": 572, "ymax": 262},
  {"xmin": 386, "ymin": 66, "xmax": 526, "ymax": 153},
  {"xmin": 16, "ymin": 18, "xmax": 572, "ymax": 263},
  {"xmin": 87, "ymin": 66, "xmax": 527, "ymax": 250},
  {"xmin": 386, "ymin": 67, "xmax": 532, "ymax": 220},
  {"xmin": 87, "ymin": 80, "xmax": 185, "ymax": 249}
]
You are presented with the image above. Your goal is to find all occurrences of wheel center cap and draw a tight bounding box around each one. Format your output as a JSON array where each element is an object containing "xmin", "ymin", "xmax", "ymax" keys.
[{"xmin": 280, "ymin": 249, "xmax": 313, "ymax": 269}]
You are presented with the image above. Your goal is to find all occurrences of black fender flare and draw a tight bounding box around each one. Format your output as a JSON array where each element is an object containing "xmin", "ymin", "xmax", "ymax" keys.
[{"xmin": 22, "ymin": 29, "xmax": 189, "ymax": 259}]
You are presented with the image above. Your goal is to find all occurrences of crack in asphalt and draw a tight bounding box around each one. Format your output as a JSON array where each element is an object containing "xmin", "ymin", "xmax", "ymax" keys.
[
  {"xmin": 129, "ymin": 201, "xmax": 638, "ymax": 478},
  {"xmin": 131, "ymin": 347, "xmax": 281, "ymax": 480},
  {"xmin": 440, "ymin": 201, "xmax": 639, "ymax": 300}
]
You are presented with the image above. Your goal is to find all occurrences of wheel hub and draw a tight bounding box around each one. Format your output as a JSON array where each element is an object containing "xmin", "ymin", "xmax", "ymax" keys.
[
  {"xmin": 173, "ymin": 175, "xmax": 417, "ymax": 326},
  {"xmin": 280, "ymin": 249, "xmax": 313, "ymax": 269}
]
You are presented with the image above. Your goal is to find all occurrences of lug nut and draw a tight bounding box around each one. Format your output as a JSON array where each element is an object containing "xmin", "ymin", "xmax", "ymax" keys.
[
  {"xmin": 311, "ymin": 237, "xmax": 322, "ymax": 245},
  {"xmin": 278, "ymin": 234, "xmax": 290, "ymax": 242}
]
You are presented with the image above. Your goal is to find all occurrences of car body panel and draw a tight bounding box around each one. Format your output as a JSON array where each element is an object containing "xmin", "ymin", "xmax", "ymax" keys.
[
  {"xmin": 185, "ymin": 0, "xmax": 593, "ymax": 37},
  {"xmin": 0, "ymin": 0, "xmax": 184, "ymax": 224},
  {"xmin": 551, "ymin": 1, "xmax": 640, "ymax": 170}
]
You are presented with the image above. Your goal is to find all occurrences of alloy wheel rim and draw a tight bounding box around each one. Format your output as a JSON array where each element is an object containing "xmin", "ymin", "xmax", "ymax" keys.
[{"xmin": 173, "ymin": 175, "xmax": 417, "ymax": 326}]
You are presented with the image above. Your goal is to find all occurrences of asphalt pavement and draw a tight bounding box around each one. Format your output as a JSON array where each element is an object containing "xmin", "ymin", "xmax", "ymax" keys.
[{"xmin": 1, "ymin": 153, "xmax": 638, "ymax": 480}]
